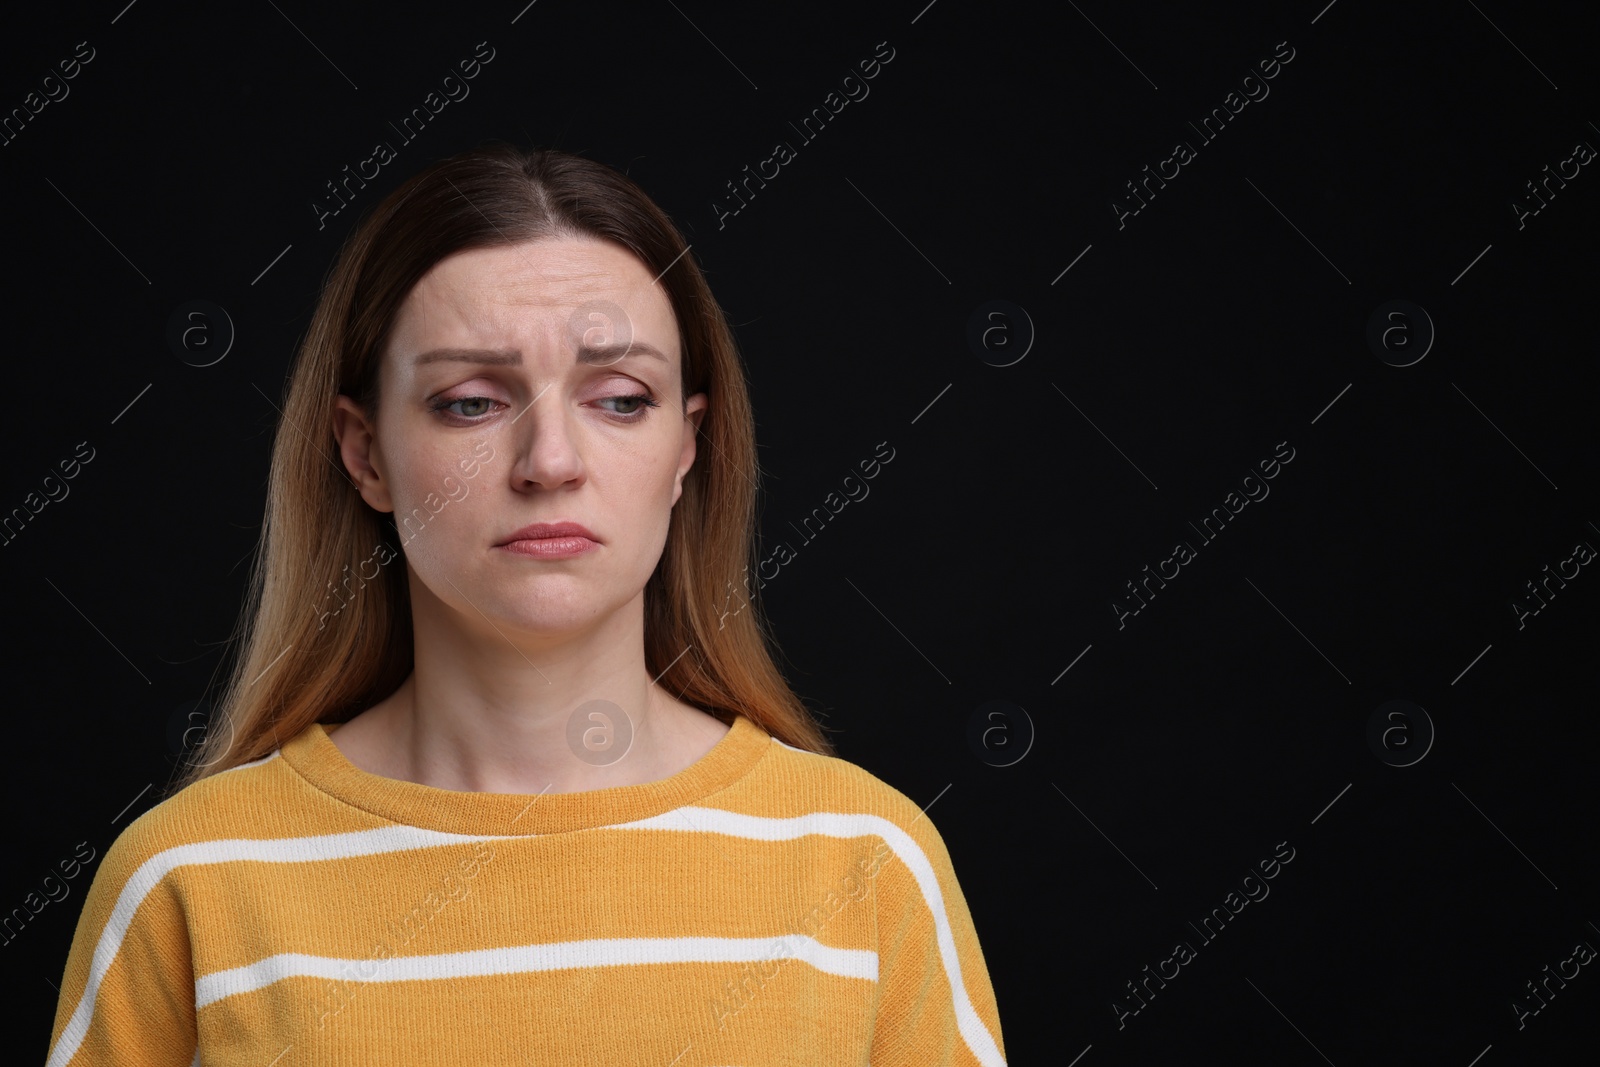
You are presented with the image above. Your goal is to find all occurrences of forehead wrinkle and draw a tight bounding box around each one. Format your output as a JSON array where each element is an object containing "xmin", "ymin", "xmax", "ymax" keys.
[
  {"xmin": 395, "ymin": 242, "xmax": 680, "ymax": 363},
  {"xmin": 438, "ymin": 248, "xmax": 636, "ymax": 287}
]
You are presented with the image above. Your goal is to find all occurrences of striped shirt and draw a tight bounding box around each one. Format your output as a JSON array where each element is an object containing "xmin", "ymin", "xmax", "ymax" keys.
[{"xmin": 47, "ymin": 712, "xmax": 1007, "ymax": 1065}]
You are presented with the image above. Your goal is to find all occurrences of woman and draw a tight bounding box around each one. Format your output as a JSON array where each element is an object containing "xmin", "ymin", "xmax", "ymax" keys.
[{"xmin": 47, "ymin": 142, "xmax": 1006, "ymax": 1066}]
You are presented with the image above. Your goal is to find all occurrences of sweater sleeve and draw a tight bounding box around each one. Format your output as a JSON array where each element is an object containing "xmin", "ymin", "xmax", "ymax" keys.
[
  {"xmin": 46, "ymin": 825, "xmax": 198, "ymax": 1067},
  {"xmin": 869, "ymin": 809, "xmax": 1006, "ymax": 1066}
]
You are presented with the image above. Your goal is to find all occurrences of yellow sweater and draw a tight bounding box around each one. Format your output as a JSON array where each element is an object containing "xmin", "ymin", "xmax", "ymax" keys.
[{"xmin": 47, "ymin": 712, "xmax": 1006, "ymax": 1065}]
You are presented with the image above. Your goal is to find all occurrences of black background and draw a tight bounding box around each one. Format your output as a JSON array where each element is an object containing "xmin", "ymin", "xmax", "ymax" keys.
[{"xmin": 5, "ymin": 1, "xmax": 1597, "ymax": 1062}]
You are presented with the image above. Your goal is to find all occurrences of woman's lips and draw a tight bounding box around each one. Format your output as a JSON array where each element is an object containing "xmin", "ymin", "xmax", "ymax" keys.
[{"xmin": 498, "ymin": 536, "xmax": 599, "ymax": 559}]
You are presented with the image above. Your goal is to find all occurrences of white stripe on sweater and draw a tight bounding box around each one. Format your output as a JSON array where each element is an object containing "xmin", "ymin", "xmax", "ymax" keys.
[{"xmin": 195, "ymin": 933, "xmax": 877, "ymax": 1010}]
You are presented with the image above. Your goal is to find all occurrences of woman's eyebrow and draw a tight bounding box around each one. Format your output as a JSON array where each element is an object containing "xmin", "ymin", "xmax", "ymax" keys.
[{"xmin": 413, "ymin": 344, "xmax": 669, "ymax": 366}]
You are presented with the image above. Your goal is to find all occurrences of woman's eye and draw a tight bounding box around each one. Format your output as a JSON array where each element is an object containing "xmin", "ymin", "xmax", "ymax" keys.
[
  {"xmin": 432, "ymin": 396, "xmax": 497, "ymax": 420},
  {"xmin": 598, "ymin": 393, "xmax": 661, "ymax": 420}
]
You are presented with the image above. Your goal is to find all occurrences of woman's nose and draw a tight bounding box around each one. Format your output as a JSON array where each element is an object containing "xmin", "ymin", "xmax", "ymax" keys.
[{"xmin": 506, "ymin": 387, "xmax": 584, "ymax": 490}]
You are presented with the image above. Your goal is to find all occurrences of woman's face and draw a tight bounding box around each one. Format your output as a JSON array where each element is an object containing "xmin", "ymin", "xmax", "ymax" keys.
[{"xmin": 334, "ymin": 235, "xmax": 707, "ymax": 639}]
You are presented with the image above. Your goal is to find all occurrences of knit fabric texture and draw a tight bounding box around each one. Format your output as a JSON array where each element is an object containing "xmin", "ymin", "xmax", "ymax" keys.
[{"xmin": 48, "ymin": 712, "xmax": 1007, "ymax": 1065}]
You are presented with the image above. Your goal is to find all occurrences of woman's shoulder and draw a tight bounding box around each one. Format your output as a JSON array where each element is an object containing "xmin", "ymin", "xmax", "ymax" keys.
[
  {"xmin": 748, "ymin": 725, "xmax": 949, "ymax": 840},
  {"xmin": 97, "ymin": 730, "xmax": 310, "ymax": 882}
]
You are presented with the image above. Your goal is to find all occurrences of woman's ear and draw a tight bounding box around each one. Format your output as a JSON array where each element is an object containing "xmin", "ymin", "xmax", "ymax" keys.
[
  {"xmin": 332, "ymin": 395, "xmax": 394, "ymax": 513},
  {"xmin": 674, "ymin": 392, "xmax": 710, "ymax": 504}
]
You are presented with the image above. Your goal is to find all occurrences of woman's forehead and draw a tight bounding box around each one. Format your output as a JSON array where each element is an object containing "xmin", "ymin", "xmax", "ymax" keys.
[
  {"xmin": 418, "ymin": 238, "xmax": 663, "ymax": 305},
  {"xmin": 393, "ymin": 238, "xmax": 679, "ymax": 355}
]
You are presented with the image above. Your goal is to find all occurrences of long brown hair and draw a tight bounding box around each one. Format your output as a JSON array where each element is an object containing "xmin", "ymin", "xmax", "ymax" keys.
[{"xmin": 171, "ymin": 141, "xmax": 834, "ymax": 793}]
